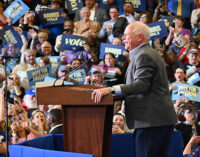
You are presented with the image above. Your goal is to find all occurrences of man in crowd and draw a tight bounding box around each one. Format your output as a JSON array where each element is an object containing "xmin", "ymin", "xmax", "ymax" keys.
[
  {"xmin": 47, "ymin": 108, "xmax": 63, "ymax": 134},
  {"xmin": 74, "ymin": 0, "xmax": 108, "ymax": 26},
  {"xmin": 98, "ymin": 6, "xmax": 120, "ymax": 43},
  {"xmin": 92, "ymin": 22, "xmax": 177, "ymax": 157}
]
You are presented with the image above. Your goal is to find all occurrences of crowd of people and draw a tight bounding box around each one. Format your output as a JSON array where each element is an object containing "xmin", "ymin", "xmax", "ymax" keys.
[{"xmin": 0, "ymin": 0, "xmax": 200, "ymax": 156}]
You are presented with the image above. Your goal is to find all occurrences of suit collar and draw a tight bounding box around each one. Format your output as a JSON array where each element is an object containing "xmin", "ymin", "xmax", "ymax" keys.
[{"xmin": 129, "ymin": 42, "xmax": 150, "ymax": 60}]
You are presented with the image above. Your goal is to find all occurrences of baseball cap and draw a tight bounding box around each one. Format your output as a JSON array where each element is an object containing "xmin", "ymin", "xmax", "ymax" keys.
[
  {"xmin": 92, "ymin": 69, "xmax": 102, "ymax": 74},
  {"xmin": 25, "ymin": 89, "xmax": 36, "ymax": 96},
  {"xmin": 58, "ymin": 65, "xmax": 70, "ymax": 72}
]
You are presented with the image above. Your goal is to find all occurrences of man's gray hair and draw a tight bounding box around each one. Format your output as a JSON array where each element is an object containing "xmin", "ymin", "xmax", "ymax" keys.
[
  {"xmin": 131, "ymin": 22, "xmax": 151, "ymax": 40},
  {"xmin": 80, "ymin": 7, "xmax": 91, "ymax": 14}
]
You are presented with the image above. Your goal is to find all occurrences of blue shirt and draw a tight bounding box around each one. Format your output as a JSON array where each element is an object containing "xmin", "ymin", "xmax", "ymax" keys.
[
  {"xmin": 98, "ymin": 19, "xmax": 115, "ymax": 44},
  {"xmin": 168, "ymin": 0, "xmax": 195, "ymax": 18}
]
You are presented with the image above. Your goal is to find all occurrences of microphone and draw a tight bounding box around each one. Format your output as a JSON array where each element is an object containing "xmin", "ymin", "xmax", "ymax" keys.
[{"xmin": 52, "ymin": 52, "xmax": 97, "ymax": 87}]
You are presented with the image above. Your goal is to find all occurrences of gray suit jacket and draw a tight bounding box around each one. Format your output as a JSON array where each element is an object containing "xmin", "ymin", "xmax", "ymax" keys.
[
  {"xmin": 120, "ymin": 43, "xmax": 177, "ymax": 129},
  {"xmin": 74, "ymin": 7, "xmax": 108, "ymax": 26}
]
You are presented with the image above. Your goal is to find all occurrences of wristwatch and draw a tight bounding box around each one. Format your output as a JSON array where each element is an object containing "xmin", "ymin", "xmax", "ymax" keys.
[{"xmin": 110, "ymin": 87, "xmax": 115, "ymax": 94}]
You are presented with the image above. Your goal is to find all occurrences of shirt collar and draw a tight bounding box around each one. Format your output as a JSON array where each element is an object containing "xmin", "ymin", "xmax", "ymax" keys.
[
  {"xmin": 49, "ymin": 124, "xmax": 63, "ymax": 133},
  {"xmin": 129, "ymin": 42, "xmax": 149, "ymax": 59}
]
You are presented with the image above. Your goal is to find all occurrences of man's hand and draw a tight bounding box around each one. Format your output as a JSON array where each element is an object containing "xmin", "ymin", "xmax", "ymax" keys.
[{"xmin": 91, "ymin": 88, "xmax": 112, "ymax": 103}]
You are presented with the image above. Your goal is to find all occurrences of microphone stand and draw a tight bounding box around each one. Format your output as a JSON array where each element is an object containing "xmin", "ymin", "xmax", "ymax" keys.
[
  {"xmin": 2, "ymin": 56, "xmax": 12, "ymax": 157},
  {"xmin": 52, "ymin": 52, "xmax": 96, "ymax": 87}
]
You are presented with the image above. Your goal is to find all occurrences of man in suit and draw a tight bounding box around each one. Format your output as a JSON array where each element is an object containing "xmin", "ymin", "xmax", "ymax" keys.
[
  {"xmin": 47, "ymin": 108, "xmax": 63, "ymax": 134},
  {"xmin": 91, "ymin": 22, "xmax": 177, "ymax": 157},
  {"xmin": 73, "ymin": 0, "xmax": 108, "ymax": 26}
]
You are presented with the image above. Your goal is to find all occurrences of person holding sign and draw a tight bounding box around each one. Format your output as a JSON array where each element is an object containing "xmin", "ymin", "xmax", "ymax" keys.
[
  {"xmin": 73, "ymin": 7, "xmax": 101, "ymax": 53},
  {"xmin": 165, "ymin": 16, "xmax": 191, "ymax": 56},
  {"xmin": 101, "ymin": 52, "xmax": 125, "ymax": 86},
  {"xmin": 180, "ymin": 48, "xmax": 200, "ymax": 86},
  {"xmin": 12, "ymin": 49, "xmax": 39, "ymax": 90},
  {"xmin": 92, "ymin": 22, "xmax": 177, "ymax": 157}
]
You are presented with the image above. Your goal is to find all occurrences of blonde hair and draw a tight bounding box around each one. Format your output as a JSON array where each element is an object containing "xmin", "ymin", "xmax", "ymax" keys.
[
  {"xmin": 20, "ymin": 49, "xmax": 38, "ymax": 70},
  {"xmin": 37, "ymin": 32, "xmax": 48, "ymax": 40},
  {"xmin": 29, "ymin": 110, "xmax": 48, "ymax": 131}
]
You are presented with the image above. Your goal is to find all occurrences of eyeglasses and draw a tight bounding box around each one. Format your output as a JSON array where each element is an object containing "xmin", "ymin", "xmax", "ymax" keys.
[
  {"xmin": 43, "ymin": 47, "xmax": 51, "ymax": 48},
  {"xmin": 176, "ymin": 110, "xmax": 184, "ymax": 115},
  {"xmin": 110, "ymin": 12, "xmax": 118, "ymax": 14}
]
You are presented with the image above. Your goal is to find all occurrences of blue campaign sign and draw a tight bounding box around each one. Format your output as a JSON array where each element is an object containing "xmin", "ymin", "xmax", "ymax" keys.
[
  {"xmin": 187, "ymin": 73, "xmax": 200, "ymax": 85},
  {"xmin": 133, "ymin": 0, "xmax": 146, "ymax": 12},
  {"xmin": 172, "ymin": 83, "xmax": 200, "ymax": 102},
  {"xmin": 38, "ymin": 8, "xmax": 65, "ymax": 26},
  {"xmin": 4, "ymin": 0, "xmax": 30, "ymax": 24},
  {"xmin": 35, "ymin": 56, "xmax": 60, "ymax": 77},
  {"xmin": 69, "ymin": 69, "xmax": 86, "ymax": 85},
  {"xmin": 27, "ymin": 64, "xmax": 51, "ymax": 86},
  {"xmin": 159, "ymin": 16, "xmax": 175, "ymax": 27},
  {"xmin": 2, "ymin": 25, "xmax": 23, "ymax": 48},
  {"xmin": 99, "ymin": 43, "xmax": 125, "ymax": 60},
  {"xmin": 60, "ymin": 34, "xmax": 88, "ymax": 51},
  {"xmin": 148, "ymin": 21, "xmax": 169, "ymax": 40},
  {"xmin": 65, "ymin": 0, "xmax": 83, "ymax": 14}
]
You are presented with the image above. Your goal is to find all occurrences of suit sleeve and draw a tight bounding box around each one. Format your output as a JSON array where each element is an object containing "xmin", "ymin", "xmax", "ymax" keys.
[{"xmin": 120, "ymin": 53, "xmax": 157, "ymax": 97}]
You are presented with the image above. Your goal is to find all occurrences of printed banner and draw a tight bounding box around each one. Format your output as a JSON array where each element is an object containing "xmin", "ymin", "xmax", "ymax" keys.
[
  {"xmin": 99, "ymin": 43, "xmax": 125, "ymax": 61},
  {"xmin": 38, "ymin": 8, "xmax": 65, "ymax": 26},
  {"xmin": 172, "ymin": 83, "xmax": 200, "ymax": 102},
  {"xmin": 35, "ymin": 56, "xmax": 60, "ymax": 77},
  {"xmin": 90, "ymin": 65, "xmax": 119, "ymax": 79},
  {"xmin": 148, "ymin": 21, "xmax": 169, "ymax": 40},
  {"xmin": 1, "ymin": 26, "xmax": 22, "ymax": 57},
  {"xmin": 65, "ymin": 0, "xmax": 83, "ymax": 14},
  {"xmin": 159, "ymin": 16, "xmax": 175, "ymax": 27},
  {"xmin": 2, "ymin": 25, "xmax": 23, "ymax": 48},
  {"xmin": 60, "ymin": 34, "xmax": 88, "ymax": 51},
  {"xmin": 69, "ymin": 69, "xmax": 86, "ymax": 84},
  {"xmin": 27, "ymin": 64, "xmax": 51, "ymax": 86},
  {"xmin": 4, "ymin": 0, "xmax": 30, "ymax": 24},
  {"xmin": 187, "ymin": 73, "xmax": 200, "ymax": 85},
  {"xmin": 132, "ymin": 0, "xmax": 146, "ymax": 12}
]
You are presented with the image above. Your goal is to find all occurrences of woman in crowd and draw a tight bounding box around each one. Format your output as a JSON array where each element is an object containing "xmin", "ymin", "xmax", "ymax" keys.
[
  {"xmin": 101, "ymin": 52, "xmax": 124, "ymax": 86},
  {"xmin": 25, "ymin": 110, "xmax": 48, "ymax": 140},
  {"xmin": 165, "ymin": 16, "xmax": 191, "ymax": 56},
  {"xmin": 39, "ymin": 56, "xmax": 51, "ymax": 67},
  {"xmin": 5, "ymin": 74, "xmax": 25, "ymax": 103}
]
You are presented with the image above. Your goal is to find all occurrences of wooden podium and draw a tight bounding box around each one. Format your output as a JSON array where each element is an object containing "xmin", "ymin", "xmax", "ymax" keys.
[{"xmin": 36, "ymin": 84, "xmax": 114, "ymax": 157}]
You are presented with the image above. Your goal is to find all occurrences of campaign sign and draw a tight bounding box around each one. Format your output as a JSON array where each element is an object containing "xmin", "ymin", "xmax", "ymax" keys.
[
  {"xmin": 27, "ymin": 64, "xmax": 51, "ymax": 86},
  {"xmin": 90, "ymin": 65, "xmax": 119, "ymax": 79},
  {"xmin": 44, "ymin": 76, "xmax": 74, "ymax": 85},
  {"xmin": 187, "ymin": 73, "xmax": 200, "ymax": 85},
  {"xmin": 148, "ymin": 21, "xmax": 169, "ymax": 40},
  {"xmin": 133, "ymin": 0, "xmax": 146, "ymax": 12},
  {"xmin": 65, "ymin": 0, "xmax": 83, "ymax": 14},
  {"xmin": 35, "ymin": 56, "xmax": 60, "ymax": 77},
  {"xmin": 69, "ymin": 69, "xmax": 86, "ymax": 84},
  {"xmin": 2, "ymin": 25, "xmax": 23, "ymax": 50},
  {"xmin": 99, "ymin": 43, "xmax": 125, "ymax": 61},
  {"xmin": 60, "ymin": 34, "xmax": 88, "ymax": 51},
  {"xmin": 38, "ymin": 8, "xmax": 65, "ymax": 26},
  {"xmin": 4, "ymin": 0, "xmax": 30, "ymax": 24},
  {"xmin": 159, "ymin": 16, "xmax": 175, "ymax": 27},
  {"xmin": 172, "ymin": 83, "xmax": 200, "ymax": 102}
]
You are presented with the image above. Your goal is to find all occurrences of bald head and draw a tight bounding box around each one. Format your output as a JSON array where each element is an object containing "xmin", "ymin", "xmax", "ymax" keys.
[{"xmin": 122, "ymin": 22, "xmax": 150, "ymax": 51}]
